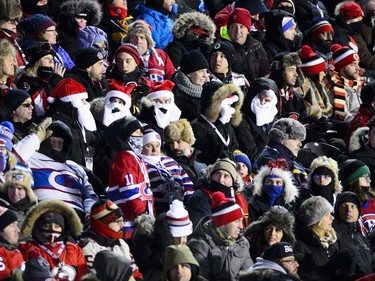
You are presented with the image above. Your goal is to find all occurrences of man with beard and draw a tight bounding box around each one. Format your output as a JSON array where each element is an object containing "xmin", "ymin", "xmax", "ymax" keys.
[
  {"xmin": 306, "ymin": 17, "xmax": 334, "ymax": 69},
  {"xmin": 242, "ymin": 242, "xmax": 301, "ymax": 281}
]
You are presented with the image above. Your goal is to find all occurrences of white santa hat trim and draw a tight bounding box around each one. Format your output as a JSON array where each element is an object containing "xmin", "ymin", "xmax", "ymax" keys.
[
  {"xmin": 105, "ymin": 90, "xmax": 132, "ymax": 107},
  {"xmin": 47, "ymin": 91, "xmax": 88, "ymax": 104},
  {"xmin": 148, "ymin": 90, "xmax": 174, "ymax": 101}
]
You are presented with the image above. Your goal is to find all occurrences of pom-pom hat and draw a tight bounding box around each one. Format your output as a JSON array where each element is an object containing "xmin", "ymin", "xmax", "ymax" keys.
[
  {"xmin": 211, "ymin": 192, "xmax": 244, "ymax": 227},
  {"xmin": 298, "ymin": 196, "xmax": 333, "ymax": 226},
  {"xmin": 233, "ymin": 150, "xmax": 252, "ymax": 172},
  {"xmin": 48, "ymin": 83, "xmax": 88, "ymax": 104},
  {"xmin": 166, "ymin": 200, "xmax": 193, "ymax": 237},
  {"xmin": 228, "ymin": 8, "xmax": 251, "ymax": 31},
  {"xmin": 26, "ymin": 42, "xmax": 56, "ymax": 67},
  {"xmin": 307, "ymin": 17, "xmax": 334, "ymax": 39},
  {"xmin": 147, "ymin": 80, "xmax": 175, "ymax": 101},
  {"xmin": 332, "ymin": 44, "xmax": 360, "ymax": 72},
  {"xmin": 299, "ymin": 45, "xmax": 327, "ymax": 76}
]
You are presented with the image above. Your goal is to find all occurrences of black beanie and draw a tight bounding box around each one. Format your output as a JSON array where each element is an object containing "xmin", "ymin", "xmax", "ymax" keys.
[
  {"xmin": 334, "ymin": 191, "xmax": 361, "ymax": 218},
  {"xmin": 0, "ymin": 206, "xmax": 18, "ymax": 231},
  {"xmin": 36, "ymin": 212, "xmax": 65, "ymax": 229},
  {"xmin": 360, "ymin": 83, "xmax": 375, "ymax": 109},
  {"xmin": 3, "ymin": 89, "xmax": 31, "ymax": 112},
  {"xmin": 26, "ymin": 42, "xmax": 56, "ymax": 67},
  {"xmin": 210, "ymin": 41, "xmax": 236, "ymax": 67},
  {"xmin": 180, "ymin": 50, "xmax": 208, "ymax": 75},
  {"xmin": 75, "ymin": 47, "xmax": 104, "ymax": 69}
]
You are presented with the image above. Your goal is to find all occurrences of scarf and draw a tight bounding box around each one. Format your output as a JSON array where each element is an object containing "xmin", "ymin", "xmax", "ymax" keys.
[
  {"xmin": 215, "ymin": 227, "xmax": 237, "ymax": 245},
  {"xmin": 174, "ymin": 71, "xmax": 203, "ymax": 98}
]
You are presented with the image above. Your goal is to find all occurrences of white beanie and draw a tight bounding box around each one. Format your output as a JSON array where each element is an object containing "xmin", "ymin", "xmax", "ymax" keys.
[{"xmin": 166, "ymin": 200, "xmax": 193, "ymax": 237}]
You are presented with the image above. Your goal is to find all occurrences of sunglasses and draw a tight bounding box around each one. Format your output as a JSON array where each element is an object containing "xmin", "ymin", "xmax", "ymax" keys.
[
  {"xmin": 21, "ymin": 103, "xmax": 33, "ymax": 108},
  {"xmin": 7, "ymin": 18, "xmax": 19, "ymax": 25}
]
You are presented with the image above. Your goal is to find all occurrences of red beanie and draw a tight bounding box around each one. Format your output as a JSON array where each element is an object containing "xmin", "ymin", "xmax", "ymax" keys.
[
  {"xmin": 339, "ymin": 2, "xmax": 364, "ymax": 20},
  {"xmin": 299, "ymin": 45, "xmax": 327, "ymax": 76},
  {"xmin": 115, "ymin": 43, "xmax": 141, "ymax": 65},
  {"xmin": 332, "ymin": 44, "xmax": 360, "ymax": 72},
  {"xmin": 228, "ymin": 8, "xmax": 251, "ymax": 31},
  {"xmin": 211, "ymin": 192, "xmax": 243, "ymax": 227}
]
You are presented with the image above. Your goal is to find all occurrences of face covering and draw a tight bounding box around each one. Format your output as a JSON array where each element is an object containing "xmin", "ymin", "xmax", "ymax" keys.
[
  {"xmin": 251, "ymin": 89, "xmax": 278, "ymax": 126},
  {"xmin": 141, "ymin": 154, "xmax": 161, "ymax": 165},
  {"xmin": 154, "ymin": 102, "xmax": 181, "ymax": 129},
  {"xmin": 209, "ymin": 180, "xmax": 234, "ymax": 198},
  {"xmin": 0, "ymin": 151, "xmax": 8, "ymax": 171},
  {"xmin": 128, "ymin": 136, "xmax": 143, "ymax": 155},
  {"xmin": 41, "ymin": 230, "xmax": 62, "ymax": 243},
  {"xmin": 37, "ymin": 66, "xmax": 53, "ymax": 81},
  {"xmin": 263, "ymin": 184, "xmax": 284, "ymax": 207},
  {"xmin": 348, "ymin": 21, "xmax": 363, "ymax": 32},
  {"xmin": 219, "ymin": 96, "xmax": 238, "ymax": 124},
  {"xmin": 71, "ymin": 101, "xmax": 97, "ymax": 132},
  {"xmin": 102, "ymin": 102, "xmax": 130, "ymax": 126},
  {"xmin": 277, "ymin": 6, "xmax": 294, "ymax": 15},
  {"xmin": 311, "ymin": 183, "xmax": 335, "ymax": 204}
]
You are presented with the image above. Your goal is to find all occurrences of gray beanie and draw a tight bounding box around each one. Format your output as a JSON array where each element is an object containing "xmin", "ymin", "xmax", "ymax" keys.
[
  {"xmin": 268, "ymin": 118, "xmax": 306, "ymax": 144},
  {"xmin": 298, "ymin": 196, "xmax": 333, "ymax": 226}
]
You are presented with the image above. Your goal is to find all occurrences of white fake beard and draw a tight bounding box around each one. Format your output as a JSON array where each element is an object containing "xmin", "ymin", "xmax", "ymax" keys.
[
  {"xmin": 102, "ymin": 103, "xmax": 131, "ymax": 126},
  {"xmin": 250, "ymin": 94, "xmax": 278, "ymax": 126},
  {"xmin": 76, "ymin": 103, "xmax": 97, "ymax": 131},
  {"xmin": 219, "ymin": 97, "xmax": 236, "ymax": 124},
  {"xmin": 141, "ymin": 154, "xmax": 161, "ymax": 165},
  {"xmin": 154, "ymin": 103, "xmax": 181, "ymax": 129}
]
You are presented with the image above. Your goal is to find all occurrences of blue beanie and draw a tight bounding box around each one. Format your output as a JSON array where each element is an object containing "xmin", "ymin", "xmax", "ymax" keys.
[
  {"xmin": 19, "ymin": 14, "xmax": 56, "ymax": 38},
  {"xmin": 233, "ymin": 150, "xmax": 252, "ymax": 173}
]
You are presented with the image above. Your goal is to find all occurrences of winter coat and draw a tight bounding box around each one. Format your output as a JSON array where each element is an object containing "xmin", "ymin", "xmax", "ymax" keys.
[
  {"xmin": 230, "ymin": 36, "xmax": 270, "ymax": 83},
  {"xmin": 332, "ymin": 17, "xmax": 359, "ymax": 53},
  {"xmin": 0, "ymin": 241, "xmax": 24, "ymax": 280},
  {"xmin": 346, "ymin": 105, "xmax": 374, "ymax": 145},
  {"xmin": 349, "ymin": 137, "xmax": 375, "ymax": 184},
  {"xmin": 133, "ymin": 4, "xmax": 174, "ymax": 50},
  {"xmin": 293, "ymin": 0, "xmax": 329, "ymax": 32},
  {"xmin": 188, "ymin": 216, "xmax": 253, "ymax": 281},
  {"xmin": 352, "ymin": 20, "xmax": 375, "ymax": 70},
  {"xmin": 185, "ymin": 182, "xmax": 212, "ymax": 228},
  {"xmin": 0, "ymin": 30, "xmax": 26, "ymax": 68}
]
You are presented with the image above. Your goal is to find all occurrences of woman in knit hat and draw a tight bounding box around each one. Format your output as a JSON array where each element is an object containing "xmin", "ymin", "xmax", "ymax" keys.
[
  {"xmin": 339, "ymin": 158, "xmax": 375, "ymax": 236},
  {"xmin": 294, "ymin": 196, "xmax": 338, "ymax": 281},
  {"xmin": 244, "ymin": 205, "xmax": 296, "ymax": 262},
  {"xmin": 172, "ymin": 50, "xmax": 209, "ymax": 122},
  {"xmin": 18, "ymin": 14, "xmax": 75, "ymax": 70}
]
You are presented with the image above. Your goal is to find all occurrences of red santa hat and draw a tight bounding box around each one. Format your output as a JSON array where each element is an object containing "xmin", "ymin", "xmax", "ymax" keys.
[
  {"xmin": 211, "ymin": 192, "xmax": 244, "ymax": 227},
  {"xmin": 147, "ymin": 80, "xmax": 175, "ymax": 101},
  {"xmin": 299, "ymin": 45, "xmax": 327, "ymax": 76},
  {"xmin": 331, "ymin": 44, "xmax": 360, "ymax": 72},
  {"xmin": 105, "ymin": 81, "xmax": 133, "ymax": 107},
  {"xmin": 47, "ymin": 81, "xmax": 88, "ymax": 104}
]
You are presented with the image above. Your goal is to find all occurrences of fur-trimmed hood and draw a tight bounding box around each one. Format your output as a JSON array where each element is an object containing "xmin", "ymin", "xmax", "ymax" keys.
[
  {"xmin": 21, "ymin": 200, "xmax": 83, "ymax": 238},
  {"xmin": 90, "ymin": 97, "xmax": 105, "ymax": 124},
  {"xmin": 244, "ymin": 205, "xmax": 296, "ymax": 245},
  {"xmin": 172, "ymin": 12, "xmax": 216, "ymax": 43},
  {"xmin": 0, "ymin": 0, "xmax": 22, "ymax": 20},
  {"xmin": 201, "ymin": 82, "xmax": 244, "ymax": 127},
  {"xmin": 308, "ymin": 156, "xmax": 342, "ymax": 193},
  {"xmin": 0, "ymin": 170, "xmax": 36, "ymax": 203},
  {"xmin": 253, "ymin": 165, "xmax": 298, "ymax": 204},
  {"xmin": 59, "ymin": 0, "xmax": 102, "ymax": 27},
  {"xmin": 349, "ymin": 126, "xmax": 369, "ymax": 153}
]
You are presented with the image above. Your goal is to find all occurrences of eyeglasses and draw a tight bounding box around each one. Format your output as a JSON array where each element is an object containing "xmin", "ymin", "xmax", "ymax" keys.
[
  {"xmin": 44, "ymin": 28, "xmax": 57, "ymax": 33},
  {"xmin": 7, "ymin": 18, "xmax": 19, "ymax": 25},
  {"xmin": 360, "ymin": 175, "xmax": 371, "ymax": 181},
  {"xmin": 313, "ymin": 175, "xmax": 332, "ymax": 180},
  {"xmin": 21, "ymin": 103, "xmax": 33, "ymax": 108}
]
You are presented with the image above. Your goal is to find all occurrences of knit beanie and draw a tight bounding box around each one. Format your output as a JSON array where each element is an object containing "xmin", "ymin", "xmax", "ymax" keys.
[
  {"xmin": 298, "ymin": 196, "xmax": 333, "ymax": 226},
  {"xmin": 360, "ymin": 83, "xmax": 375, "ymax": 108},
  {"xmin": 36, "ymin": 212, "xmax": 65, "ymax": 229},
  {"xmin": 23, "ymin": 247, "xmax": 52, "ymax": 281},
  {"xmin": 339, "ymin": 159, "xmax": 370, "ymax": 187},
  {"xmin": 299, "ymin": 45, "xmax": 327, "ymax": 76},
  {"xmin": 228, "ymin": 8, "xmax": 251, "ymax": 31},
  {"xmin": 281, "ymin": 16, "xmax": 296, "ymax": 33},
  {"xmin": 19, "ymin": 14, "xmax": 56, "ymax": 37},
  {"xmin": 339, "ymin": 2, "xmax": 364, "ymax": 20},
  {"xmin": 147, "ymin": 80, "xmax": 175, "ymax": 101},
  {"xmin": 233, "ymin": 150, "xmax": 252, "ymax": 172},
  {"xmin": 180, "ymin": 50, "xmax": 209, "ymax": 75},
  {"xmin": 210, "ymin": 157, "xmax": 238, "ymax": 182},
  {"xmin": 235, "ymin": 0, "xmax": 269, "ymax": 14},
  {"xmin": 210, "ymin": 40, "xmax": 236, "ymax": 67},
  {"xmin": 94, "ymin": 250, "xmax": 133, "ymax": 281},
  {"xmin": 3, "ymin": 89, "xmax": 31, "ymax": 112},
  {"xmin": 26, "ymin": 42, "xmax": 56, "ymax": 67},
  {"xmin": 90, "ymin": 199, "xmax": 123, "ymax": 226},
  {"xmin": 124, "ymin": 20, "xmax": 155, "ymax": 49},
  {"xmin": 0, "ymin": 205, "xmax": 18, "ymax": 231},
  {"xmin": 166, "ymin": 200, "xmax": 193, "ymax": 237},
  {"xmin": 307, "ymin": 17, "xmax": 334, "ymax": 39},
  {"xmin": 74, "ymin": 47, "xmax": 104, "ymax": 69},
  {"xmin": 331, "ymin": 44, "xmax": 360, "ymax": 72},
  {"xmin": 143, "ymin": 128, "xmax": 161, "ymax": 145},
  {"xmin": 211, "ymin": 192, "xmax": 244, "ymax": 227},
  {"xmin": 268, "ymin": 118, "xmax": 306, "ymax": 144},
  {"xmin": 164, "ymin": 119, "xmax": 196, "ymax": 145},
  {"xmin": 0, "ymin": 121, "xmax": 14, "ymax": 151},
  {"xmin": 263, "ymin": 242, "xmax": 297, "ymax": 261},
  {"xmin": 115, "ymin": 43, "xmax": 141, "ymax": 65},
  {"xmin": 334, "ymin": 191, "xmax": 361, "ymax": 219}
]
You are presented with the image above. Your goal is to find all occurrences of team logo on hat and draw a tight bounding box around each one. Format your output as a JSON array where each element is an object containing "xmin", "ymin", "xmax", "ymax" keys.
[
  {"xmin": 353, "ymin": 53, "xmax": 360, "ymax": 61},
  {"xmin": 12, "ymin": 173, "xmax": 25, "ymax": 181},
  {"xmin": 284, "ymin": 245, "xmax": 293, "ymax": 253},
  {"xmin": 97, "ymin": 52, "xmax": 104, "ymax": 60},
  {"xmin": 214, "ymin": 43, "xmax": 221, "ymax": 49},
  {"xmin": 233, "ymin": 15, "xmax": 238, "ymax": 20}
]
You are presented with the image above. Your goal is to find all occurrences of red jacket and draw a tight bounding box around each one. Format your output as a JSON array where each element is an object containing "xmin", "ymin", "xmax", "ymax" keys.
[
  {"xmin": 0, "ymin": 30, "xmax": 27, "ymax": 68},
  {"xmin": 0, "ymin": 246, "xmax": 24, "ymax": 280},
  {"xmin": 140, "ymin": 48, "xmax": 175, "ymax": 82}
]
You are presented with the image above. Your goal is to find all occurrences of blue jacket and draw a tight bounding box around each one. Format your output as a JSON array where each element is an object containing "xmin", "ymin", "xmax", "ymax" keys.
[{"xmin": 134, "ymin": 4, "xmax": 174, "ymax": 49}]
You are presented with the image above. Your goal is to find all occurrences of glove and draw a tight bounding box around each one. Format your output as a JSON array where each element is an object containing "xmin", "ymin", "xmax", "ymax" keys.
[{"xmin": 33, "ymin": 117, "xmax": 53, "ymax": 142}]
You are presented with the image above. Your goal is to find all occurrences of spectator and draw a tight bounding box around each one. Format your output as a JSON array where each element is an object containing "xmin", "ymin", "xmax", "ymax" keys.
[
  {"xmin": 132, "ymin": 0, "xmax": 174, "ymax": 49},
  {"xmin": 0, "ymin": 205, "xmax": 24, "ymax": 280},
  {"xmin": 191, "ymin": 81, "xmax": 242, "ymax": 165},
  {"xmin": 93, "ymin": 250, "xmax": 134, "ymax": 281},
  {"xmin": 20, "ymin": 0, "xmax": 59, "ymax": 19},
  {"xmin": 164, "ymin": 11, "xmax": 215, "ymax": 68},
  {"xmin": 0, "ymin": 39, "xmax": 17, "ymax": 96},
  {"xmin": 292, "ymin": 0, "xmax": 329, "ymax": 32},
  {"xmin": 122, "ymin": 20, "xmax": 175, "ymax": 82},
  {"xmin": 249, "ymin": 159, "xmax": 299, "ymax": 222},
  {"xmin": 22, "ymin": 247, "xmax": 54, "ymax": 281},
  {"xmin": 19, "ymin": 200, "xmax": 87, "ymax": 280},
  {"xmin": 77, "ymin": 26, "xmax": 109, "ymax": 64},
  {"xmin": 244, "ymin": 206, "xmax": 296, "ymax": 262},
  {"xmin": 188, "ymin": 191, "xmax": 252, "ymax": 280},
  {"xmin": 164, "ymin": 119, "xmax": 207, "ymax": 184},
  {"xmin": 172, "ymin": 50, "xmax": 209, "ymax": 122},
  {"xmin": 233, "ymin": 150, "xmax": 253, "ymax": 196}
]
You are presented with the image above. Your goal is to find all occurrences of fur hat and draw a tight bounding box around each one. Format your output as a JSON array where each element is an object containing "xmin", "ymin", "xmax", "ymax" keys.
[
  {"xmin": 123, "ymin": 20, "xmax": 155, "ymax": 49},
  {"xmin": 18, "ymin": 14, "xmax": 55, "ymax": 38},
  {"xmin": 21, "ymin": 200, "xmax": 83, "ymax": 238},
  {"xmin": 164, "ymin": 119, "xmax": 196, "ymax": 145},
  {"xmin": 299, "ymin": 45, "xmax": 327, "ymax": 76},
  {"xmin": 74, "ymin": 47, "xmax": 104, "ymax": 70},
  {"xmin": 331, "ymin": 44, "xmax": 360, "ymax": 72},
  {"xmin": 307, "ymin": 17, "xmax": 334, "ymax": 39},
  {"xmin": 270, "ymin": 52, "xmax": 305, "ymax": 88},
  {"xmin": 180, "ymin": 50, "xmax": 208, "ymax": 75},
  {"xmin": 114, "ymin": 43, "xmax": 141, "ymax": 65},
  {"xmin": 210, "ymin": 156, "xmax": 238, "ymax": 182},
  {"xmin": 0, "ymin": 169, "xmax": 36, "ymax": 203},
  {"xmin": 0, "ymin": 0, "xmax": 22, "ymax": 21},
  {"xmin": 211, "ymin": 192, "xmax": 244, "ymax": 227},
  {"xmin": 200, "ymin": 82, "xmax": 244, "ymax": 126},
  {"xmin": 59, "ymin": 0, "xmax": 102, "ymax": 26},
  {"xmin": 0, "ymin": 205, "xmax": 18, "ymax": 231},
  {"xmin": 210, "ymin": 40, "xmax": 236, "ymax": 68},
  {"xmin": 0, "ymin": 121, "xmax": 14, "ymax": 151},
  {"xmin": 172, "ymin": 11, "xmax": 216, "ymax": 43},
  {"xmin": 339, "ymin": 159, "xmax": 370, "ymax": 187},
  {"xmin": 309, "ymin": 156, "xmax": 342, "ymax": 193},
  {"xmin": 245, "ymin": 205, "xmax": 296, "ymax": 245},
  {"xmin": 268, "ymin": 118, "xmax": 306, "ymax": 144},
  {"xmin": 228, "ymin": 8, "xmax": 251, "ymax": 31},
  {"xmin": 253, "ymin": 159, "xmax": 298, "ymax": 204},
  {"xmin": 166, "ymin": 200, "xmax": 193, "ymax": 237},
  {"xmin": 298, "ymin": 196, "xmax": 333, "ymax": 226}
]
